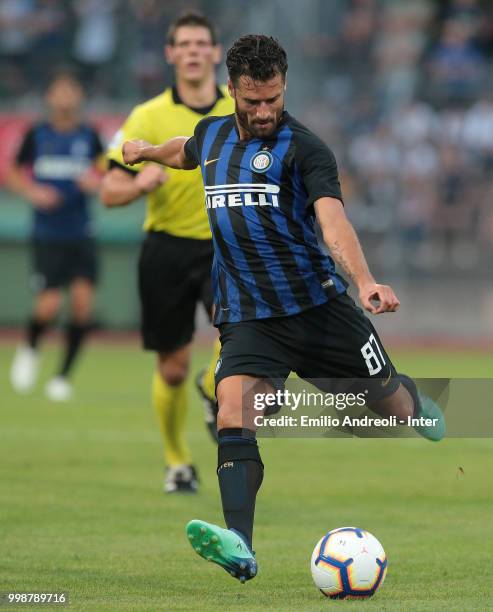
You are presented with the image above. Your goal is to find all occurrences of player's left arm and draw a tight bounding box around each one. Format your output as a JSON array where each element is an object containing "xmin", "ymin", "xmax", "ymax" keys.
[
  {"xmin": 297, "ymin": 131, "xmax": 399, "ymax": 315},
  {"xmin": 315, "ymin": 198, "xmax": 399, "ymax": 314},
  {"xmin": 122, "ymin": 115, "xmax": 210, "ymax": 170},
  {"xmin": 122, "ymin": 137, "xmax": 198, "ymax": 170}
]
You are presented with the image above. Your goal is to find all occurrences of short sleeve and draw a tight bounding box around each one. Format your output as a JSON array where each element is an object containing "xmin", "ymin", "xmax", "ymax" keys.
[
  {"xmin": 106, "ymin": 105, "xmax": 152, "ymax": 172},
  {"xmin": 16, "ymin": 128, "xmax": 36, "ymax": 165},
  {"xmin": 183, "ymin": 116, "xmax": 222, "ymax": 167},
  {"xmin": 184, "ymin": 136, "xmax": 199, "ymax": 165},
  {"xmin": 296, "ymin": 134, "xmax": 343, "ymax": 209}
]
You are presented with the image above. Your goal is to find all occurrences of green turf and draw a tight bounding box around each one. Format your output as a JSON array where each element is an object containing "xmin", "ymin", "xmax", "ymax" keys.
[{"xmin": 1, "ymin": 344, "xmax": 492, "ymax": 610}]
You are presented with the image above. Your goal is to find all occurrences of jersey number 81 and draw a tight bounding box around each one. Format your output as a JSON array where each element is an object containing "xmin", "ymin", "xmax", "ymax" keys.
[{"xmin": 361, "ymin": 334, "xmax": 386, "ymax": 376}]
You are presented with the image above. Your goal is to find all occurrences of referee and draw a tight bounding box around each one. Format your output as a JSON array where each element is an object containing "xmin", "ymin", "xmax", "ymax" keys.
[{"xmin": 101, "ymin": 12, "xmax": 234, "ymax": 493}]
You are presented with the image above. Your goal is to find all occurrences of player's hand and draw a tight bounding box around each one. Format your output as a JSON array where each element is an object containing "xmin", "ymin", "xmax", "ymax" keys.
[
  {"xmin": 122, "ymin": 139, "xmax": 151, "ymax": 166},
  {"xmin": 77, "ymin": 167, "xmax": 102, "ymax": 194},
  {"xmin": 135, "ymin": 164, "xmax": 167, "ymax": 194},
  {"xmin": 28, "ymin": 183, "xmax": 63, "ymax": 210},
  {"xmin": 359, "ymin": 283, "xmax": 400, "ymax": 314}
]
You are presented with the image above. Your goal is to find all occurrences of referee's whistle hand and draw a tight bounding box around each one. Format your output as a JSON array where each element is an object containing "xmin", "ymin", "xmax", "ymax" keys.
[
  {"xmin": 359, "ymin": 283, "xmax": 400, "ymax": 315},
  {"xmin": 122, "ymin": 139, "xmax": 151, "ymax": 165},
  {"xmin": 135, "ymin": 164, "xmax": 167, "ymax": 194}
]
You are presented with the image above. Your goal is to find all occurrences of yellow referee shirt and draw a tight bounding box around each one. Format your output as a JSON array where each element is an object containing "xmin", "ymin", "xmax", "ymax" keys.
[{"xmin": 107, "ymin": 85, "xmax": 234, "ymax": 240}]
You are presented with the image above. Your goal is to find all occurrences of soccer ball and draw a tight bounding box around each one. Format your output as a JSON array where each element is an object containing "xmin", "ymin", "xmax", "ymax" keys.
[{"xmin": 310, "ymin": 527, "xmax": 387, "ymax": 599}]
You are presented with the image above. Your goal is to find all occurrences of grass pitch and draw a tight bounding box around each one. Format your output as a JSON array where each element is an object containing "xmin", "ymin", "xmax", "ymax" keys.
[{"xmin": 1, "ymin": 342, "xmax": 492, "ymax": 611}]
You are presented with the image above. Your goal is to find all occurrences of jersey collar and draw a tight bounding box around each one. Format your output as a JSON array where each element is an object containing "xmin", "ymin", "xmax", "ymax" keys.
[{"xmin": 171, "ymin": 85, "xmax": 224, "ymax": 115}]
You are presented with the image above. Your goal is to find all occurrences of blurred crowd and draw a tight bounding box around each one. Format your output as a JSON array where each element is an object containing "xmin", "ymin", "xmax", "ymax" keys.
[
  {"xmin": 1, "ymin": 0, "xmax": 492, "ymax": 274},
  {"xmin": 0, "ymin": 0, "xmax": 215, "ymax": 99},
  {"xmin": 298, "ymin": 0, "xmax": 493, "ymax": 275}
]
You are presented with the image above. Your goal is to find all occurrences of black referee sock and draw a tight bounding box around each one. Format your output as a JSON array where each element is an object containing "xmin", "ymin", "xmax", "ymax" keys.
[
  {"xmin": 59, "ymin": 322, "xmax": 91, "ymax": 378},
  {"xmin": 398, "ymin": 373, "xmax": 421, "ymax": 417},
  {"xmin": 27, "ymin": 318, "xmax": 49, "ymax": 349},
  {"xmin": 217, "ymin": 428, "xmax": 264, "ymax": 549}
]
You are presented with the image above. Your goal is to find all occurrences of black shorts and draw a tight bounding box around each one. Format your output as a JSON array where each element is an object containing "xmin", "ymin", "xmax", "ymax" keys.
[
  {"xmin": 216, "ymin": 293, "xmax": 399, "ymax": 401},
  {"xmin": 31, "ymin": 239, "xmax": 98, "ymax": 290},
  {"xmin": 139, "ymin": 231, "xmax": 214, "ymax": 352}
]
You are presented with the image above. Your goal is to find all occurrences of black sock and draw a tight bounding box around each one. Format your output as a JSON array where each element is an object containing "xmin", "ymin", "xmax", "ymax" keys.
[
  {"xmin": 27, "ymin": 318, "xmax": 49, "ymax": 349},
  {"xmin": 398, "ymin": 373, "xmax": 421, "ymax": 417},
  {"xmin": 217, "ymin": 428, "xmax": 264, "ymax": 549},
  {"xmin": 59, "ymin": 322, "xmax": 90, "ymax": 378}
]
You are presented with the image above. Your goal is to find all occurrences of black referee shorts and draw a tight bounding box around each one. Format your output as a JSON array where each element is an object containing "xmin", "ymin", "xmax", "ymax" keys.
[
  {"xmin": 31, "ymin": 239, "xmax": 98, "ymax": 291},
  {"xmin": 216, "ymin": 293, "xmax": 399, "ymax": 402},
  {"xmin": 139, "ymin": 230, "xmax": 214, "ymax": 352}
]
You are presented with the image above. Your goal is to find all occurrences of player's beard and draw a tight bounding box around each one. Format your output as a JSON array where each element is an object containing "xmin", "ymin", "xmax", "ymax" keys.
[{"xmin": 235, "ymin": 103, "xmax": 284, "ymax": 139}]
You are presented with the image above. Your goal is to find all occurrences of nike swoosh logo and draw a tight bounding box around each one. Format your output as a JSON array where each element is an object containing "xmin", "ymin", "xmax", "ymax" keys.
[
  {"xmin": 204, "ymin": 157, "xmax": 220, "ymax": 166},
  {"xmin": 381, "ymin": 371, "xmax": 392, "ymax": 387}
]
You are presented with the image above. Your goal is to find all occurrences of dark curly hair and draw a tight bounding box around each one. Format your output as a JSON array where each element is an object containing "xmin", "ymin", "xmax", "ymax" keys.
[{"xmin": 226, "ymin": 34, "xmax": 288, "ymax": 84}]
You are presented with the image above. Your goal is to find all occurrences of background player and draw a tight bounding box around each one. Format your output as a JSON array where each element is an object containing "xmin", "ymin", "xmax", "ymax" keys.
[
  {"xmin": 123, "ymin": 33, "xmax": 445, "ymax": 581},
  {"xmin": 8, "ymin": 72, "xmax": 103, "ymax": 402},
  {"xmin": 101, "ymin": 12, "xmax": 234, "ymax": 494}
]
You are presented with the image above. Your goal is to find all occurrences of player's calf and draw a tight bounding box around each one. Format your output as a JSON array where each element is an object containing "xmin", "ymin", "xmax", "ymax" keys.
[
  {"xmin": 217, "ymin": 427, "xmax": 263, "ymax": 549},
  {"xmin": 398, "ymin": 374, "xmax": 446, "ymax": 441},
  {"xmin": 371, "ymin": 374, "xmax": 446, "ymax": 442},
  {"xmin": 369, "ymin": 382, "xmax": 414, "ymax": 422}
]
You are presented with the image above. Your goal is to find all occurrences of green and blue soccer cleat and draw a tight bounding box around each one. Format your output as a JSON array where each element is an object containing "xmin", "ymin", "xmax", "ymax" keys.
[
  {"xmin": 186, "ymin": 520, "xmax": 257, "ymax": 583},
  {"xmin": 413, "ymin": 392, "xmax": 446, "ymax": 442}
]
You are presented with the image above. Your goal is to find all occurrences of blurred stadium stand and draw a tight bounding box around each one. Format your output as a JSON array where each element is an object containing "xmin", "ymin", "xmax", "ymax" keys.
[{"xmin": 1, "ymin": 0, "xmax": 492, "ymax": 338}]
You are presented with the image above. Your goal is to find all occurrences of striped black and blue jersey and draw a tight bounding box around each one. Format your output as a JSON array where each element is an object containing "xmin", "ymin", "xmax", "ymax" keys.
[
  {"xmin": 16, "ymin": 122, "xmax": 103, "ymax": 241},
  {"xmin": 184, "ymin": 111, "xmax": 348, "ymax": 326}
]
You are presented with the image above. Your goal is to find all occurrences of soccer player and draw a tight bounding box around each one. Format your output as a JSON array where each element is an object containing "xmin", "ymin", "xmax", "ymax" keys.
[
  {"xmin": 122, "ymin": 35, "xmax": 445, "ymax": 581},
  {"xmin": 8, "ymin": 71, "xmax": 103, "ymax": 402},
  {"xmin": 101, "ymin": 12, "xmax": 234, "ymax": 493}
]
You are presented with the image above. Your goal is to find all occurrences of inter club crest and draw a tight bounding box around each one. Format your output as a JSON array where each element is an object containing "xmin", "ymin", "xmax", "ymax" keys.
[{"xmin": 250, "ymin": 150, "xmax": 273, "ymax": 173}]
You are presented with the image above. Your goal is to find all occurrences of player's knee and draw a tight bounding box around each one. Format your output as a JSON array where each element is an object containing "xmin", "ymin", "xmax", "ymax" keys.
[
  {"xmin": 40, "ymin": 305, "xmax": 59, "ymax": 322},
  {"xmin": 70, "ymin": 282, "xmax": 94, "ymax": 323},
  {"xmin": 158, "ymin": 361, "xmax": 189, "ymax": 386},
  {"xmin": 216, "ymin": 377, "xmax": 252, "ymax": 429},
  {"xmin": 71, "ymin": 307, "xmax": 92, "ymax": 325},
  {"xmin": 160, "ymin": 368, "xmax": 188, "ymax": 386},
  {"xmin": 35, "ymin": 291, "xmax": 61, "ymax": 321},
  {"xmin": 157, "ymin": 345, "xmax": 191, "ymax": 387},
  {"xmin": 217, "ymin": 401, "xmax": 243, "ymax": 429}
]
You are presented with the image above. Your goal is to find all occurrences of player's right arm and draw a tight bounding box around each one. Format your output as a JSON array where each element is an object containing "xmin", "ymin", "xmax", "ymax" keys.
[
  {"xmin": 122, "ymin": 137, "xmax": 198, "ymax": 170},
  {"xmin": 5, "ymin": 127, "xmax": 61, "ymax": 209}
]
